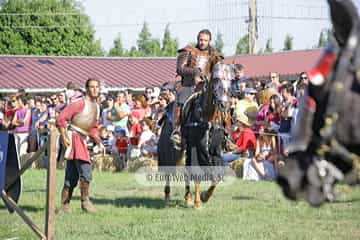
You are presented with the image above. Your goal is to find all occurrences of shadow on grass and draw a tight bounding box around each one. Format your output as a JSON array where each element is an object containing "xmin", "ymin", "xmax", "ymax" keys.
[
  {"xmin": 231, "ymin": 195, "xmax": 256, "ymax": 201},
  {"xmin": 331, "ymin": 198, "xmax": 360, "ymax": 204},
  {"xmin": 71, "ymin": 196, "xmax": 192, "ymax": 209},
  {"xmin": 72, "ymin": 196, "xmax": 168, "ymax": 209},
  {"xmin": 0, "ymin": 204, "xmax": 44, "ymax": 212},
  {"xmin": 22, "ymin": 189, "xmax": 46, "ymax": 193}
]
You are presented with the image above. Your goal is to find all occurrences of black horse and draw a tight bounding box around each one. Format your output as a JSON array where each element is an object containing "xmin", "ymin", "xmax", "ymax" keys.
[{"xmin": 277, "ymin": 0, "xmax": 360, "ymax": 206}]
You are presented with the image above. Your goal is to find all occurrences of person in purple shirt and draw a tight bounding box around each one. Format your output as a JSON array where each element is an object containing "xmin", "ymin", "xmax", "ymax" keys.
[{"xmin": 11, "ymin": 95, "xmax": 31, "ymax": 160}]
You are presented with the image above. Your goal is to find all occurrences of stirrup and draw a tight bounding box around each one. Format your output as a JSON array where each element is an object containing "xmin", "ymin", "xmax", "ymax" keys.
[
  {"xmin": 170, "ymin": 129, "xmax": 182, "ymax": 150},
  {"xmin": 306, "ymin": 160, "xmax": 344, "ymax": 206}
]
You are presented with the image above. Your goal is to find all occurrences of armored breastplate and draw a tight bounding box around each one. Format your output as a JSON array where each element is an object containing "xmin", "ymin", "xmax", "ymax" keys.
[
  {"xmin": 190, "ymin": 51, "xmax": 211, "ymax": 76},
  {"xmin": 71, "ymin": 98, "xmax": 98, "ymax": 132}
]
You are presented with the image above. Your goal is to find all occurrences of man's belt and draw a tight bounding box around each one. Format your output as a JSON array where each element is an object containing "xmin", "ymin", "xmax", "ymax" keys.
[
  {"xmin": 69, "ymin": 124, "xmax": 89, "ymax": 137},
  {"xmin": 184, "ymin": 122, "xmax": 210, "ymax": 129}
]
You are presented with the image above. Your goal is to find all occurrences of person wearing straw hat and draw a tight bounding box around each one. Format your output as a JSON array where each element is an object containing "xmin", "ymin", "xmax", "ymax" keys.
[
  {"xmin": 223, "ymin": 113, "xmax": 257, "ymax": 164},
  {"xmin": 232, "ymin": 113, "xmax": 256, "ymax": 155}
]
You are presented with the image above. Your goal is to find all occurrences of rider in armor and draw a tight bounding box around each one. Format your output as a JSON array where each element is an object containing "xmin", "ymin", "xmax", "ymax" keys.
[{"xmin": 171, "ymin": 29, "xmax": 223, "ymax": 148}]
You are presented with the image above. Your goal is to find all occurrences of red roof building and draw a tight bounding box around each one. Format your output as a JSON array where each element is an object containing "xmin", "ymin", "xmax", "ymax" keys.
[
  {"xmin": 0, "ymin": 49, "xmax": 322, "ymax": 92},
  {"xmin": 224, "ymin": 49, "xmax": 322, "ymax": 77}
]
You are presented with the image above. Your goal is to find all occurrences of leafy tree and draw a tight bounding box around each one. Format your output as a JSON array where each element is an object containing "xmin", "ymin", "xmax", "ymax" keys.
[
  {"xmin": 108, "ymin": 33, "xmax": 125, "ymax": 56},
  {"xmin": 214, "ymin": 31, "xmax": 224, "ymax": 54},
  {"xmin": 283, "ymin": 34, "xmax": 294, "ymax": 51},
  {"xmin": 126, "ymin": 46, "xmax": 140, "ymax": 57},
  {"xmin": 161, "ymin": 23, "xmax": 178, "ymax": 56},
  {"xmin": 0, "ymin": 0, "xmax": 104, "ymax": 56},
  {"xmin": 137, "ymin": 21, "xmax": 161, "ymax": 56},
  {"xmin": 264, "ymin": 38, "xmax": 273, "ymax": 53},
  {"xmin": 235, "ymin": 34, "xmax": 249, "ymax": 55}
]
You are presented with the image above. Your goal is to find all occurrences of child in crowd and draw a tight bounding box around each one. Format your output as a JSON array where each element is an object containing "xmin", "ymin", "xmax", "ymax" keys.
[
  {"xmin": 139, "ymin": 118, "xmax": 158, "ymax": 157},
  {"xmin": 127, "ymin": 111, "xmax": 142, "ymax": 160},
  {"xmin": 99, "ymin": 125, "xmax": 113, "ymax": 154},
  {"xmin": 112, "ymin": 127, "xmax": 128, "ymax": 171}
]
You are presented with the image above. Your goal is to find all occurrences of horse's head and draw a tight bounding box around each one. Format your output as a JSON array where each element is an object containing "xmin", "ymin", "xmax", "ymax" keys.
[
  {"xmin": 209, "ymin": 63, "xmax": 234, "ymax": 111},
  {"xmin": 328, "ymin": 0, "xmax": 360, "ymax": 47}
]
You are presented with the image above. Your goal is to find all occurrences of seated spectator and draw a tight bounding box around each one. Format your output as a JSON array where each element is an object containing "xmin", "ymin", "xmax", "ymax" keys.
[
  {"xmin": 231, "ymin": 113, "xmax": 256, "ymax": 157},
  {"xmin": 255, "ymin": 127, "xmax": 277, "ymax": 158},
  {"xmin": 223, "ymin": 113, "xmax": 256, "ymax": 164},
  {"xmin": 243, "ymin": 152, "xmax": 276, "ymax": 181},
  {"xmin": 242, "ymin": 155, "xmax": 263, "ymax": 181},
  {"xmin": 139, "ymin": 118, "xmax": 157, "ymax": 157}
]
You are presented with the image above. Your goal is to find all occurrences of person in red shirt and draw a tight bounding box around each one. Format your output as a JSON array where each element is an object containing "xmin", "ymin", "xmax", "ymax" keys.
[
  {"xmin": 127, "ymin": 111, "xmax": 142, "ymax": 160},
  {"xmin": 56, "ymin": 78, "xmax": 103, "ymax": 214},
  {"xmin": 223, "ymin": 113, "xmax": 257, "ymax": 164},
  {"xmin": 112, "ymin": 127, "xmax": 128, "ymax": 171},
  {"xmin": 231, "ymin": 113, "xmax": 257, "ymax": 156}
]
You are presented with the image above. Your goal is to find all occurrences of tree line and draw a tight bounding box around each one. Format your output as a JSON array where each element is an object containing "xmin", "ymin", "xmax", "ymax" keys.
[{"xmin": 0, "ymin": 0, "xmax": 331, "ymax": 57}]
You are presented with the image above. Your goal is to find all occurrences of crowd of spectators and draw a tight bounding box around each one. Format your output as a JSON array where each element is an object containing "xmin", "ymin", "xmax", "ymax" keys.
[{"xmin": 0, "ymin": 67, "xmax": 309, "ymax": 180}]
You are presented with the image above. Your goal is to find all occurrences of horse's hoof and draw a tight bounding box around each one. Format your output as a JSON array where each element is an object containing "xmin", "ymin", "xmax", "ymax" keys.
[
  {"xmin": 184, "ymin": 192, "xmax": 193, "ymax": 206},
  {"xmin": 194, "ymin": 201, "xmax": 202, "ymax": 209},
  {"xmin": 200, "ymin": 191, "xmax": 209, "ymax": 203},
  {"xmin": 185, "ymin": 198, "xmax": 193, "ymax": 207}
]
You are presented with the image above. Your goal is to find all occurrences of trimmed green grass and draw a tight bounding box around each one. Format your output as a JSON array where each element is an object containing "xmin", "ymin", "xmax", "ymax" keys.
[{"xmin": 1, "ymin": 169, "xmax": 360, "ymax": 240}]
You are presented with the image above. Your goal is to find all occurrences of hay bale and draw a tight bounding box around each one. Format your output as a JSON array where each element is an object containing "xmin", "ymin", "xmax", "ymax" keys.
[
  {"xmin": 92, "ymin": 154, "xmax": 116, "ymax": 172},
  {"xmin": 229, "ymin": 158, "xmax": 246, "ymax": 178},
  {"xmin": 128, "ymin": 157, "xmax": 158, "ymax": 172}
]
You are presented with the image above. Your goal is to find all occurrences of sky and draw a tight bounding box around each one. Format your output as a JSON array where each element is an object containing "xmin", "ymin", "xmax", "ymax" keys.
[{"xmin": 82, "ymin": 0, "xmax": 332, "ymax": 56}]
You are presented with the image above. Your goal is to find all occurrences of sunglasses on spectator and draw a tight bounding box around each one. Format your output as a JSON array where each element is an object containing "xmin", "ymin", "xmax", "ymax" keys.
[{"xmin": 300, "ymin": 76, "xmax": 308, "ymax": 79}]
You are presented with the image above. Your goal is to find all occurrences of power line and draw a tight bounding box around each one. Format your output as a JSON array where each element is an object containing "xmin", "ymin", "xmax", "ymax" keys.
[{"xmin": 0, "ymin": 15, "xmax": 330, "ymax": 29}]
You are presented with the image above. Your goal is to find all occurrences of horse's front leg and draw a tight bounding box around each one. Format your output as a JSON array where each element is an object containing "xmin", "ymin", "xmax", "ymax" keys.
[
  {"xmin": 201, "ymin": 180, "xmax": 217, "ymax": 203},
  {"xmin": 184, "ymin": 169, "xmax": 193, "ymax": 206},
  {"xmin": 164, "ymin": 176, "xmax": 170, "ymax": 203},
  {"xmin": 194, "ymin": 182, "xmax": 201, "ymax": 209}
]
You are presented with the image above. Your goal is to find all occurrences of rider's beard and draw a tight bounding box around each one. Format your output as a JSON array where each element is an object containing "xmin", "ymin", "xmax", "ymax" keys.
[{"xmin": 197, "ymin": 43, "xmax": 209, "ymax": 51}]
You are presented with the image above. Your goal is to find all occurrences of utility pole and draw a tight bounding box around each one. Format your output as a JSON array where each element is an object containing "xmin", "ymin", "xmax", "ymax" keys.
[{"xmin": 248, "ymin": 0, "xmax": 258, "ymax": 54}]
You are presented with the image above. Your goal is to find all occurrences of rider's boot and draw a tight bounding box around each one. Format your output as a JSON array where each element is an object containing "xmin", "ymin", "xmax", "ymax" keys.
[{"xmin": 170, "ymin": 105, "xmax": 182, "ymax": 150}]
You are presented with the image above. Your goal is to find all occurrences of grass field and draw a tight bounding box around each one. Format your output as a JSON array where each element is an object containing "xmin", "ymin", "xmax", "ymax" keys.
[{"xmin": 1, "ymin": 169, "xmax": 360, "ymax": 240}]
